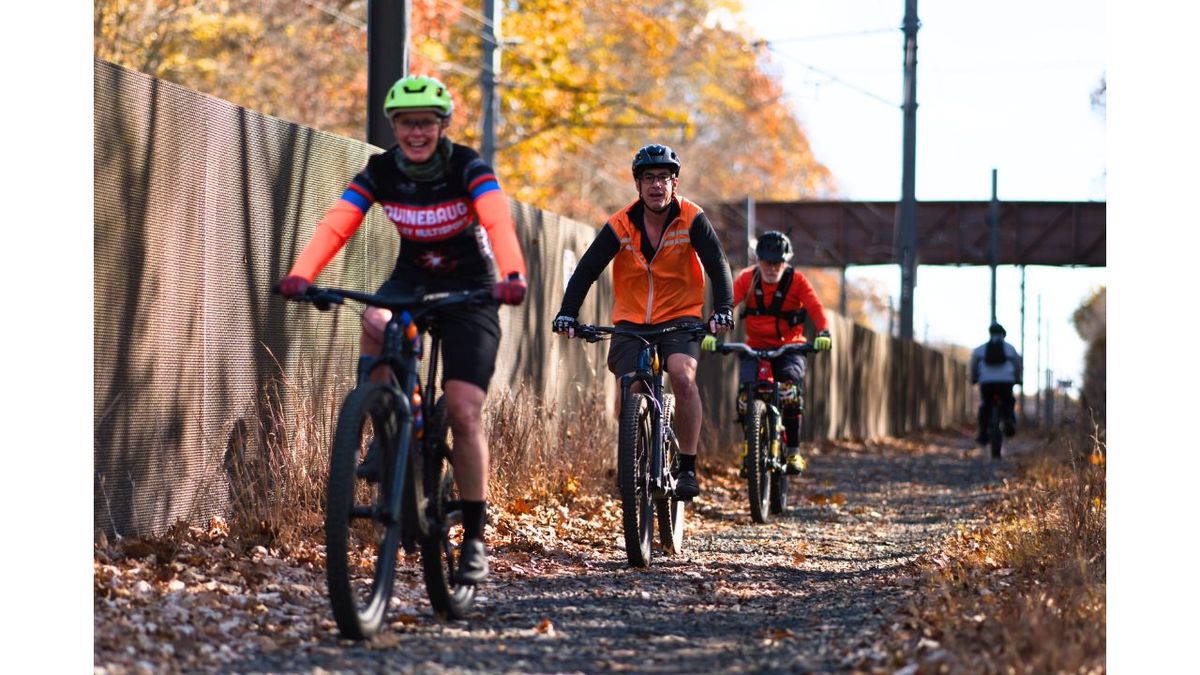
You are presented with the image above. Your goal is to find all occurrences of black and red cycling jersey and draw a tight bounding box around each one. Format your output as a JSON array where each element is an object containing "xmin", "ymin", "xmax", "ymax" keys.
[{"xmin": 288, "ymin": 143, "xmax": 526, "ymax": 292}]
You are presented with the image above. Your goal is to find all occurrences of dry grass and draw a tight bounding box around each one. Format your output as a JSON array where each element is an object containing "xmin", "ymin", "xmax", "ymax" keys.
[
  {"xmin": 484, "ymin": 380, "xmax": 617, "ymax": 507},
  {"xmin": 213, "ymin": 373, "xmax": 616, "ymax": 549},
  {"xmin": 221, "ymin": 368, "xmax": 345, "ymax": 548},
  {"xmin": 890, "ymin": 423, "xmax": 1107, "ymax": 674}
]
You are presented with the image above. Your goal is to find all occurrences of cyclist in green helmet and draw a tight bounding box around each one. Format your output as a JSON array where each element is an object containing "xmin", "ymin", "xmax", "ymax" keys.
[{"xmin": 277, "ymin": 74, "xmax": 528, "ymax": 585}]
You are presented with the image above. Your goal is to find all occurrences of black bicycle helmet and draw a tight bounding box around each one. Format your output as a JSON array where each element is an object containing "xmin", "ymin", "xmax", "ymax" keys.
[
  {"xmin": 755, "ymin": 231, "xmax": 793, "ymax": 263},
  {"xmin": 631, "ymin": 144, "xmax": 682, "ymax": 178},
  {"xmin": 989, "ymin": 322, "xmax": 1006, "ymax": 336}
]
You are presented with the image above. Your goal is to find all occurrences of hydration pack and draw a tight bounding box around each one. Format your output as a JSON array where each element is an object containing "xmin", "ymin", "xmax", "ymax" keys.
[
  {"xmin": 740, "ymin": 267, "xmax": 807, "ymax": 340},
  {"xmin": 984, "ymin": 337, "xmax": 1007, "ymax": 365}
]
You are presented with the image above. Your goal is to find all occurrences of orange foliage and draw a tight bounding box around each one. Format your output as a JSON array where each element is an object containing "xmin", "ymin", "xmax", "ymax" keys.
[{"xmin": 95, "ymin": 0, "xmax": 835, "ymax": 223}]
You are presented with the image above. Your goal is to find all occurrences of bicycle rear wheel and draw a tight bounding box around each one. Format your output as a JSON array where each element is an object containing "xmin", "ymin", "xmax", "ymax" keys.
[
  {"xmin": 619, "ymin": 392, "xmax": 655, "ymax": 567},
  {"xmin": 769, "ymin": 472, "xmax": 788, "ymax": 515},
  {"xmin": 746, "ymin": 400, "xmax": 772, "ymax": 524},
  {"xmin": 419, "ymin": 397, "xmax": 476, "ymax": 619},
  {"xmin": 325, "ymin": 383, "xmax": 404, "ymax": 640},
  {"xmin": 656, "ymin": 394, "xmax": 685, "ymax": 555}
]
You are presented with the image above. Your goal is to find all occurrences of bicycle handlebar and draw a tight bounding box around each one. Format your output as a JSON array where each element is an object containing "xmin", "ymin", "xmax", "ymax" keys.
[
  {"xmin": 707, "ymin": 341, "xmax": 818, "ymax": 359},
  {"xmin": 571, "ymin": 322, "xmax": 710, "ymax": 344},
  {"xmin": 276, "ymin": 284, "xmax": 495, "ymax": 315}
]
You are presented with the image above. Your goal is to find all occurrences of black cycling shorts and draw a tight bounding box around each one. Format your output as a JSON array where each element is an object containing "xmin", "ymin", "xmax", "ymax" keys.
[
  {"xmin": 375, "ymin": 278, "xmax": 500, "ymax": 391},
  {"xmin": 606, "ymin": 317, "xmax": 703, "ymax": 376}
]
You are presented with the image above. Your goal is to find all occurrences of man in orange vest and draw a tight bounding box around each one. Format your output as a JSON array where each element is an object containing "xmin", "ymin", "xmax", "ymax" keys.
[
  {"xmin": 729, "ymin": 231, "xmax": 832, "ymax": 475},
  {"xmin": 552, "ymin": 144, "xmax": 734, "ymax": 500}
]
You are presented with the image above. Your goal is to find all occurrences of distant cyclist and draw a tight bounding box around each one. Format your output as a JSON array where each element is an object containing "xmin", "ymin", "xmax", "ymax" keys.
[
  {"xmin": 969, "ymin": 323, "xmax": 1023, "ymax": 444},
  {"xmin": 729, "ymin": 231, "xmax": 831, "ymax": 474},
  {"xmin": 551, "ymin": 143, "xmax": 734, "ymax": 500},
  {"xmin": 276, "ymin": 75, "xmax": 528, "ymax": 585}
]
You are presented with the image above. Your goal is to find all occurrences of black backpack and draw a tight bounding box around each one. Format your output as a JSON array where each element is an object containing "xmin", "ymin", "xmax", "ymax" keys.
[{"xmin": 984, "ymin": 338, "xmax": 1007, "ymax": 365}]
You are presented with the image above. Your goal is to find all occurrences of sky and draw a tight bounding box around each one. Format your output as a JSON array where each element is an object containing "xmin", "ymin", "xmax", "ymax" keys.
[{"xmin": 736, "ymin": 0, "xmax": 1107, "ymax": 394}]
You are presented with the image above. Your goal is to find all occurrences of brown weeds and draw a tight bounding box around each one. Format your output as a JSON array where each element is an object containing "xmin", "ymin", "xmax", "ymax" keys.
[
  {"xmin": 890, "ymin": 423, "xmax": 1106, "ymax": 674},
  {"xmin": 221, "ymin": 366, "xmax": 346, "ymax": 548},
  {"xmin": 211, "ymin": 373, "xmax": 616, "ymax": 551},
  {"xmin": 484, "ymin": 380, "xmax": 617, "ymax": 507}
]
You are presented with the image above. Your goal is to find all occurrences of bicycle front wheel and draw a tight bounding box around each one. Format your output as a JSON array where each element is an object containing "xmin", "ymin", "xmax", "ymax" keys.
[
  {"xmin": 746, "ymin": 399, "xmax": 772, "ymax": 524},
  {"xmin": 619, "ymin": 392, "xmax": 655, "ymax": 567},
  {"xmin": 419, "ymin": 397, "xmax": 476, "ymax": 619},
  {"xmin": 325, "ymin": 383, "xmax": 404, "ymax": 640}
]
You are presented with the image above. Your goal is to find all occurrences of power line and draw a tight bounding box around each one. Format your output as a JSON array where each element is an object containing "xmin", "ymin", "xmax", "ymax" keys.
[
  {"xmin": 758, "ymin": 27, "xmax": 897, "ymax": 44},
  {"xmin": 432, "ymin": 0, "xmax": 496, "ymax": 31},
  {"xmin": 764, "ymin": 45, "xmax": 898, "ymax": 108},
  {"xmin": 299, "ymin": 0, "xmax": 366, "ymax": 31}
]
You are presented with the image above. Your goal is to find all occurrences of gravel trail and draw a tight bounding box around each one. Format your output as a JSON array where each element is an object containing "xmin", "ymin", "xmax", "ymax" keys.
[{"xmin": 96, "ymin": 432, "xmax": 1019, "ymax": 674}]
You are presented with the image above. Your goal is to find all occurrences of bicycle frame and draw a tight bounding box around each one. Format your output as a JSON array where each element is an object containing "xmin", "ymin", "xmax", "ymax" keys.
[
  {"xmin": 301, "ymin": 287, "xmax": 491, "ymax": 526},
  {"xmin": 621, "ymin": 342, "xmax": 673, "ymax": 496},
  {"xmin": 711, "ymin": 341, "xmax": 816, "ymax": 463},
  {"xmin": 576, "ymin": 323, "xmax": 705, "ymax": 480}
]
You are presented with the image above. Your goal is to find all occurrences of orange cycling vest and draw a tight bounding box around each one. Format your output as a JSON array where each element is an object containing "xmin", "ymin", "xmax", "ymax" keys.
[{"xmin": 608, "ymin": 197, "xmax": 707, "ymax": 324}]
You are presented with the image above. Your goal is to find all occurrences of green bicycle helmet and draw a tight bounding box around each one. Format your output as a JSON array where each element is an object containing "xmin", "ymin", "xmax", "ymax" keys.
[{"xmin": 384, "ymin": 75, "xmax": 454, "ymax": 118}]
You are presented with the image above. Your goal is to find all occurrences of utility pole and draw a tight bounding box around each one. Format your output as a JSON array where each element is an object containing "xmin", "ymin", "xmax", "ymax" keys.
[
  {"xmin": 1019, "ymin": 265, "xmax": 1026, "ymax": 422},
  {"xmin": 988, "ymin": 169, "xmax": 999, "ymax": 324},
  {"xmin": 1044, "ymin": 317, "xmax": 1053, "ymax": 425},
  {"xmin": 746, "ymin": 195, "xmax": 756, "ymax": 265},
  {"xmin": 1035, "ymin": 293, "xmax": 1042, "ymax": 426},
  {"xmin": 895, "ymin": 0, "xmax": 920, "ymax": 340},
  {"xmin": 480, "ymin": 0, "xmax": 501, "ymax": 166},
  {"xmin": 367, "ymin": 0, "xmax": 411, "ymax": 148}
]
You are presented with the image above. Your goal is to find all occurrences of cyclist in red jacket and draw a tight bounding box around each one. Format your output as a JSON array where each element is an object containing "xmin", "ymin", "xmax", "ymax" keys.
[
  {"xmin": 730, "ymin": 231, "xmax": 831, "ymax": 475},
  {"xmin": 276, "ymin": 75, "xmax": 527, "ymax": 585}
]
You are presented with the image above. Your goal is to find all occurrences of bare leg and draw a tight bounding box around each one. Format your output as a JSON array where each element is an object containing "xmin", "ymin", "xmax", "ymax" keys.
[
  {"xmin": 360, "ymin": 308, "xmax": 391, "ymax": 384},
  {"xmin": 443, "ymin": 379, "xmax": 489, "ymax": 501},
  {"xmin": 666, "ymin": 353, "xmax": 701, "ymax": 456}
]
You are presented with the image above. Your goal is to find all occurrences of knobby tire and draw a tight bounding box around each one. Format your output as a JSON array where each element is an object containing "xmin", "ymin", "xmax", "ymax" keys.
[
  {"xmin": 770, "ymin": 470, "xmax": 788, "ymax": 516},
  {"xmin": 619, "ymin": 393, "xmax": 654, "ymax": 567},
  {"xmin": 770, "ymin": 409, "xmax": 792, "ymax": 515},
  {"xmin": 746, "ymin": 399, "xmax": 772, "ymax": 524},
  {"xmin": 656, "ymin": 394, "xmax": 685, "ymax": 555},
  {"xmin": 325, "ymin": 383, "xmax": 403, "ymax": 640},
  {"xmin": 419, "ymin": 397, "xmax": 476, "ymax": 618}
]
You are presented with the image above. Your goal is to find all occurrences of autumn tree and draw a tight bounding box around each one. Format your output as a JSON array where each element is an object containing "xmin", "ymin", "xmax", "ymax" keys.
[{"xmin": 95, "ymin": 0, "xmax": 832, "ymax": 217}]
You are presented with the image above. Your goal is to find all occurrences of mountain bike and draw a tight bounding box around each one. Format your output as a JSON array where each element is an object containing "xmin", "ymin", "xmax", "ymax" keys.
[
  {"xmin": 569, "ymin": 321, "xmax": 709, "ymax": 567},
  {"xmin": 279, "ymin": 284, "xmax": 493, "ymax": 639},
  {"xmin": 703, "ymin": 340, "xmax": 818, "ymax": 524}
]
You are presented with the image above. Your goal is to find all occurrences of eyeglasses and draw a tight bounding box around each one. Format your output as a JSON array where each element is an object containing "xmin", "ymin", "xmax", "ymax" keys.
[
  {"xmin": 394, "ymin": 118, "xmax": 443, "ymax": 132},
  {"xmin": 639, "ymin": 172, "xmax": 676, "ymax": 185}
]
